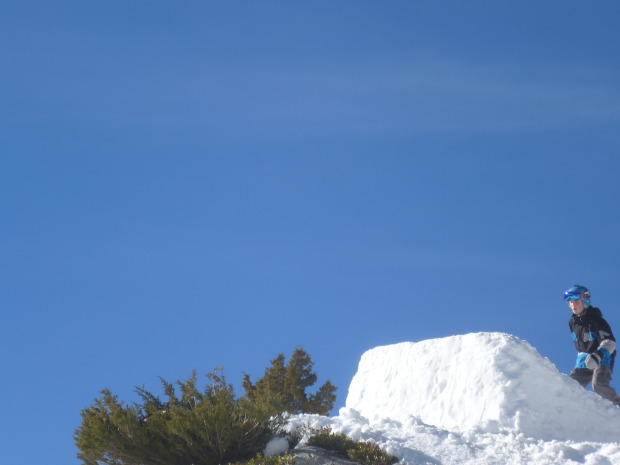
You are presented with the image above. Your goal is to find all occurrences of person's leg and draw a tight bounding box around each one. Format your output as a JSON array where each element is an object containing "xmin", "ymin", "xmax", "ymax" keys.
[
  {"xmin": 592, "ymin": 366, "xmax": 620, "ymax": 406},
  {"xmin": 570, "ymin": 368, "xmax": 593, "ymax": 388}
]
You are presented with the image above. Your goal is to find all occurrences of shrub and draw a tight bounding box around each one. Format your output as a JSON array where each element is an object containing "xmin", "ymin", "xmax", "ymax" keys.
[
  {"xmin": 75, "ymin": 349, "xmax": 337, "ymax": 465},
  {"xmin": 306, "ymin": 427, "xmax": 357, "ymax": 455},
  {"xmin": 75, "ymin": 369, "xmax": 277, "ymax": 465},
  {"xmin": 306, "ymin": 427, "xmax": 399, "ymax": 465},
  {"xmin": 229, "ymin": 452, "xmax": 295, "ymax": 465},
  {"xmin": 346, "ymin": 441, "xmax": 399, "ymax": 465}
]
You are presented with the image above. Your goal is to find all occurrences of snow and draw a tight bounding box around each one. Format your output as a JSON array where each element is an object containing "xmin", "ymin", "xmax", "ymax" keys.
[
  {"xmin": 264, "ymin": 437, "xmax": 290, "ymax": 457},
  {"xmin": 284, "ymin": 332, "xmax": 620, "ymax": 465}
]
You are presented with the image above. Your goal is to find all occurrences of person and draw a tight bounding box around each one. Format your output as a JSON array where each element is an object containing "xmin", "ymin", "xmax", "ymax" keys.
[{"xmin": 565, "ymin": 284, "xmax": 620, "ymax": 406}]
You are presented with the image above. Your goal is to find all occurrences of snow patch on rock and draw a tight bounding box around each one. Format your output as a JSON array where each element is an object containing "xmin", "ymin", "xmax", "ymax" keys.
[{"xmin": 264, "ymin": 437, "xmax": 290, "ymax": 457}]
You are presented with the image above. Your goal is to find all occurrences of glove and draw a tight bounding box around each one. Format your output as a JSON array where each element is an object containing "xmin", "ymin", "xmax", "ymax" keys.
[{"xmin": 585, "ymin": 351, "xmax": 604, "ymax": 369}]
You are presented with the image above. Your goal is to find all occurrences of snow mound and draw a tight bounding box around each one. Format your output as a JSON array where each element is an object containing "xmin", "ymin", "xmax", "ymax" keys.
[{"xmin": 345, "ymin": 332, "xmax": 620, "ymax": 442}]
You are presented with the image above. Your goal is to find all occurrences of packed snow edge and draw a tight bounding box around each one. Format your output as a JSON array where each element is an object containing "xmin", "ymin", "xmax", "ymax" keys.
[{"xmin": 344, "ymin": 332, "xmax": 620, "ymax": 442}]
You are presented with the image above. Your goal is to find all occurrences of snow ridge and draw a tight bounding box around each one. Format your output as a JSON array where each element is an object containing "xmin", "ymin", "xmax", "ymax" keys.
[{"xmin": 345, "ymin": 332, "xmax": 620, "ymax": 442}]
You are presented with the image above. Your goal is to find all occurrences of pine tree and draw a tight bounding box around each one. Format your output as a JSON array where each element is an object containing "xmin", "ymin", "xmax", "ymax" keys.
[
  {"xmin": 242, "ymin": 353, "xmax": 288, "ymax": 414},
  {"xmin": 242, "ymin": 347, "xmax": 337, "ymax": 415},
  {"xmin": 307, "ymin": 379, "xmax": 337, "ymax": 416}
]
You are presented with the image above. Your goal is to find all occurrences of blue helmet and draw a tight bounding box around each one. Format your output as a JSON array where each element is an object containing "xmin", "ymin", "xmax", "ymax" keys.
[{"xmin": 564, "ymin": 284, "xmax": 591, "ymax": 308}]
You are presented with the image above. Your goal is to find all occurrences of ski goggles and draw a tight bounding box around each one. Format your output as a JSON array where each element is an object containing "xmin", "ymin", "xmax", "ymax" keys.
[{"xmin": 564, "ymin": 291, "xmax": 583, "ymax": 301}]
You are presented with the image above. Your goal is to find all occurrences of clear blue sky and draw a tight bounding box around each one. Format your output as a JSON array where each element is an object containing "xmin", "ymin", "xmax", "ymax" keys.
[{"xmin": 1, "ymin": 2, "xmax": 620, "ymax": 464}]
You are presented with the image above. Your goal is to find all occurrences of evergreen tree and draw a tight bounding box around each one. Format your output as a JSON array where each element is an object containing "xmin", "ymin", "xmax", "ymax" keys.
[
  {"xmin": 307, "ymin": 379, "xmax": 337, "ymax": 416},
  {"xmin": 242, "ymin": 347, "xmax": 336, "ymax": 416},
  {"xmin": 242, "ymin": 353, "xmax": 288, "ymax": 414}
]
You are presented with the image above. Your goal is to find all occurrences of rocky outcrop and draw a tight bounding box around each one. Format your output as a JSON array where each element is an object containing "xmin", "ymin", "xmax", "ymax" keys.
[{"xmin": 290, "ymin": 446, "xmax": 360, "ymax": 465}]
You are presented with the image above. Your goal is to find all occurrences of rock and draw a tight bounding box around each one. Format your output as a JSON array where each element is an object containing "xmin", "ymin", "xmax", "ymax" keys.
[{"xmin": 290, "ymin": 446, "xmax": 359, "ymax": 465}]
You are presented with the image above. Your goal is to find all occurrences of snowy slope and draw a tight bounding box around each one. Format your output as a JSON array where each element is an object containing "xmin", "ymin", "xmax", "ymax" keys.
[{"xmin": 282, "ymin": 333, "xmax": 620, "ymax": 465}]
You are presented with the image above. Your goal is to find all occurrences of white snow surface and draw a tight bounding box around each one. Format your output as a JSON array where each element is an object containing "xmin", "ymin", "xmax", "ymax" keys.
[{"xmin": 284, "ymin": 333, "xmax": 620, "ymax": 465}]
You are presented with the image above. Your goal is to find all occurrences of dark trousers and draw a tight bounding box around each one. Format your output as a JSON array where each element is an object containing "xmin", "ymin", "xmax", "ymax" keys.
[{"xmin": 570, "ymin": 366, "xmax": 620, "ymax": 406}]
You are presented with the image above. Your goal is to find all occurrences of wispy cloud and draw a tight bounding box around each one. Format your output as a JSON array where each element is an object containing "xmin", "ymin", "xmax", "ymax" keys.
[
  {"xmin": 150, "ymin": 58, "xmax": 620, "ymax": 137},
  {"xmin": 8, "ymin": 53, "xmax": 619, "ymax": 139},
  {"xmin": 212, "ymin": 58, "xmax": 620, "ymax": 137}
]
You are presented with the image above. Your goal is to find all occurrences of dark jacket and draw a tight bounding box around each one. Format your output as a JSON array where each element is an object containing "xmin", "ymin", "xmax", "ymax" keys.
[{"xmin": 569, "ymin": 306, "xmax": 616, "ymax": 368}]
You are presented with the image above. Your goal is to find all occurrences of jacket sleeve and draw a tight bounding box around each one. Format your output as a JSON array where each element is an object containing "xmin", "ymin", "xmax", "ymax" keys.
[
  {"xmin": 597, "ymin": 318, "xmax": 616, "ymax": 354},
  {"xmin": 596, "ymin": 317, "xmax": 616, "ymax": 343},
  {"xmin": 590, "ymin": 318, "xmax": 617, "ymax": 367}
]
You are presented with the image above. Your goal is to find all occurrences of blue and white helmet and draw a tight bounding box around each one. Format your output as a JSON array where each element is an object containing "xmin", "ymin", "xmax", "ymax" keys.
[{"xmin": 564, "ymin": 284, "xmax": 591, "ymax": 308}]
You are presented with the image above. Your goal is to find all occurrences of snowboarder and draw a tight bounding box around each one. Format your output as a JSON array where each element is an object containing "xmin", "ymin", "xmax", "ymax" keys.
[{"xmin": 565, "ymin": 284, "xmax": 620, "ymax": 406}]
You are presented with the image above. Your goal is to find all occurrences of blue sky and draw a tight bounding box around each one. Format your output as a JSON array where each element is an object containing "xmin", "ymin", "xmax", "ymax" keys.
[{"xmin": 1, "ymin": 2, "xmax": 620, "ymax": 464}]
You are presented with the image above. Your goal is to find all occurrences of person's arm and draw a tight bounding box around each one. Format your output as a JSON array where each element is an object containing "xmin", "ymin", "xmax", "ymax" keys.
[{"xmin": 585, "ymin": 320, "xmax": 616, "ymax": 369}]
